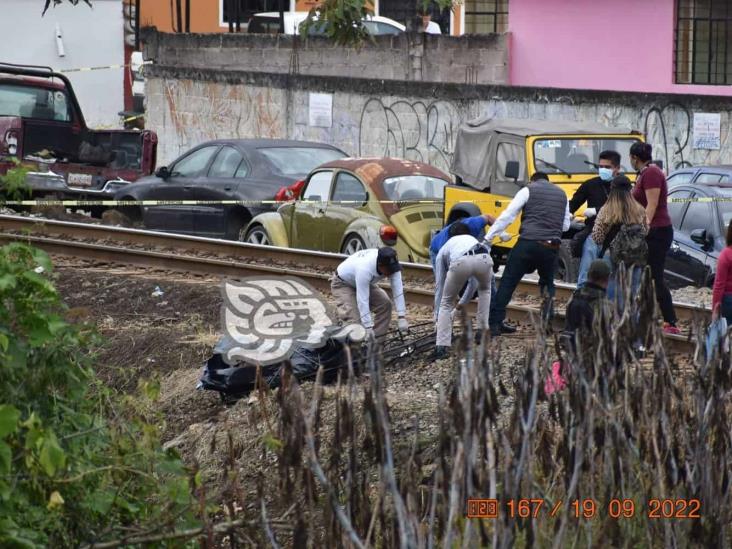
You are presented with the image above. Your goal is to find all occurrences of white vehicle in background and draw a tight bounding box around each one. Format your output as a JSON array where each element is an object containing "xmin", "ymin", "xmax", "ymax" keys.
[
  {"xmin": 248, "ymin": 12, "xmax": 405, "ymax": 36},
  {"xmin": 130, "ymin": 51, "xmax": 144, "ymax": 99}
]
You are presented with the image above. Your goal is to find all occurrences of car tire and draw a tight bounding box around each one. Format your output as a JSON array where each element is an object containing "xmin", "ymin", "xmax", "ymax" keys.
[
  {"xmin": 341, "ymin": 234, "xmax": 366, "ymax": 255},
  {"xmin": 243, "ymin": 225, "xmax": 271, "ymax": 246},
  {"xmin": 555, "ymin": 240, "xmax": 578, "ymax": 283}
]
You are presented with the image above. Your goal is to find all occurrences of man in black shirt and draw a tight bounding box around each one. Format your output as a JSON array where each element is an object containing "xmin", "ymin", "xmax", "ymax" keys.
[{"xmin": 569, "ymin": 150, "xmax": 620, "ymax": 287}]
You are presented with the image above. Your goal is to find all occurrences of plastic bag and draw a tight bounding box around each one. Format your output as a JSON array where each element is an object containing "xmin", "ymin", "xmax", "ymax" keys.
[
  {"xmin": 705, "ymin": 317, "xmax": 728, "ymax": 363},
  {"xmin": 544, "ymin": 360, "xmax": 568, "ymax": 395}
]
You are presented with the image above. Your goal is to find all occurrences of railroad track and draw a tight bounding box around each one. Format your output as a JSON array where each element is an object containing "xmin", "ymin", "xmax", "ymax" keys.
[
  {"xmin": 0, "ymin": 215, "xmax": 696, "ymax": 353},
  {"xmin": 0, "ymin": 214, "xmax": 709, "ymax": 322}
]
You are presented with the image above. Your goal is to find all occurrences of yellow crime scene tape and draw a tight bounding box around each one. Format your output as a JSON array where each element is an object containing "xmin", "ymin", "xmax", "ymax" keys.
[{"xmin": 0, "ymin": 196, "xmax": 729, "ymax": 208}]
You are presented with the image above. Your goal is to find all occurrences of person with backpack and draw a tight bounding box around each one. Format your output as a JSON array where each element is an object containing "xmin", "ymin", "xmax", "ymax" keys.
[
  {"xmin": 629, "ymin": 142, "xmax": 679, "ymax": 334},
  {"xmin": 591, "ymin": 176, "xmax": 648, "ymax": 305}
]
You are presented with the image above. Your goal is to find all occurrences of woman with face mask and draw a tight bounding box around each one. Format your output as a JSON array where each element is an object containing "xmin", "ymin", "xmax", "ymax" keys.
[{"xmin": 628, "ymin": 142, "xmax": 678, "ymax": 334}]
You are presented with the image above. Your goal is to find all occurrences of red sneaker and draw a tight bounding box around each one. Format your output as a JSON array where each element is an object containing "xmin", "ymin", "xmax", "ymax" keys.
[{"xmin": 663, "ymin": 323, "xmax": 681, "ymax": 335}]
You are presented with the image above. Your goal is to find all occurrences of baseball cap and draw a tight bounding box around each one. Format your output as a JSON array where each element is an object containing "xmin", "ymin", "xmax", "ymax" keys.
[{"xmin": 377, "ymin": 247, "xmax": 402, "ymax": 273}]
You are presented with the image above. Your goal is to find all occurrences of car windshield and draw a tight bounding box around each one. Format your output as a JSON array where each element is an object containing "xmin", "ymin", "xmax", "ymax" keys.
[
  {"xmin": 258, "ymin": 147, "xmax": 346, "ymax": 176},
  {"xmin": 0, "ymin": 83, "xmax": 71, "ymax": 121},
  {"xmin": 533, "ymin": 138, "xmax": 641, "ymax": 175},
  {"xmin": 381, "ymin": 175, "xmax": 449, "ymax": 204}
]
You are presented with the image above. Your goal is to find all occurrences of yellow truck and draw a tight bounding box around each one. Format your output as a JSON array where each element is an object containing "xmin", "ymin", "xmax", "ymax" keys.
[{"xmin": 446, "ymin": 118, "xmax": 644, "ymax": 282}]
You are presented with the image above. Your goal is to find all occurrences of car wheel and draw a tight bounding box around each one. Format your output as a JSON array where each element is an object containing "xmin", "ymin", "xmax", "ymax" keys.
[
  {"xmin": 341, "ymin": 234, "xmax": 366, "ymax": 255},
  {"xmin": 555, "ymin": 240, "xmax": 578, "ymax": 283},
  {"xmin": 243, "ymin": 225, "xmax": 271, "ymax": 246}
]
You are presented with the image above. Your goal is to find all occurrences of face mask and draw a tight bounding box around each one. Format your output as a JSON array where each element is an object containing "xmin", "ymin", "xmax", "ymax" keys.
[{"xmin": 598, "ymin": 167, "xmax": 614, "ymax": 181}]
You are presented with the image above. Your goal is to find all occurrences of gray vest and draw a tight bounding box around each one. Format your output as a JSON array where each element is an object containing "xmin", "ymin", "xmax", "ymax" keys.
[{"xmin": 520, "ymin": 180, "xmax": 568, "ymax": 241}]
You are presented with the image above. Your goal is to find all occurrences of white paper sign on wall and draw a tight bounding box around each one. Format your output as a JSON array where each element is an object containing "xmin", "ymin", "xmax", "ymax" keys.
[
  {"xmin": 309, "ymin": 93, "xmax": 332, "ymax": 128},
  {"xmin": 693, "ymin": 113, "xmax": 721, "ymax": 150}
]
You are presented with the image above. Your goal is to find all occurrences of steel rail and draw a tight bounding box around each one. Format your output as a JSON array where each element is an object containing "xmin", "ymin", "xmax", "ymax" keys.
[
  {"xmin": 0, "ymin": 214, "xmax": 709, "ymax": 323},
  {"xmin": 0, "ymin": 232, "xmax": 695, "ymax": 354}
]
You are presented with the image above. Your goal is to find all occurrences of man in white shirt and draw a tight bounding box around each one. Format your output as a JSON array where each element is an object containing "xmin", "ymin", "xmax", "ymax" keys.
[
  {"xmin": 484, "ymin": 172, "xmax": 572, "ymax": 336},
  {"xmin": 433, "ymin": 223, "xmax": 493, "ymax": 358},
  {"xmin": 331, "ymin": 247, "xmax": 409, "ymax": 338}
]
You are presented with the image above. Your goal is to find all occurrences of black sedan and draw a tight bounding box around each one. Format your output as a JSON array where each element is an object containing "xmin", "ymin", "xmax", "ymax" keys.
[
  {"xmin": 665, "ymin": 182, "xmax": 732, "ymax": 288},
  {"xmin": 114, "ymin": 139, "xmax": 347, "ymax": 239}
]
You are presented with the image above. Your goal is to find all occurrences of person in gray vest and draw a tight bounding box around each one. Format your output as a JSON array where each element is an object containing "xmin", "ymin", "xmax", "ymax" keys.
[{"xmin": 484, "ymin": 171, "xmax": 571, "ymax": 336}]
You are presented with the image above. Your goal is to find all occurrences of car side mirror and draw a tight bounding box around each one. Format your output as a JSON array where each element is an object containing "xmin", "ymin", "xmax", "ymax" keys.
[
  {"xmin": 155, "ymin": 166, "xmax": 170, "ymax": 179},
  {"xmin": 504, "ymin": 161, "xmax": 520, "ymax": 181},
  {"xmin": 690, "ymin": 228, "xmax": 713, "ymax": 248}
]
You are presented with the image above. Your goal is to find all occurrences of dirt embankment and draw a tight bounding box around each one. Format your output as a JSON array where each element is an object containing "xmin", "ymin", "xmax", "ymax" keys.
[{"xmin": 53, "ymin": 261, "xmax": 530, "ymax": 493}]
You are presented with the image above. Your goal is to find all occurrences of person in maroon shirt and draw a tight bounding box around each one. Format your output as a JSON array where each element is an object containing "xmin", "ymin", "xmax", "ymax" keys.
[
  {"xmin": 629, "ymin": 142, "xmax": 678, "ymax": 333},
  {"xmin": 712, "ymin": 220, "xmax": 732, "ymax": 324}
]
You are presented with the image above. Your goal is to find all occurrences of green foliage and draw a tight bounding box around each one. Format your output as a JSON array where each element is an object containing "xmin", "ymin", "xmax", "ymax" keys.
[
  {"xmin": 299, "ymin": 0, "xmax": 458, "ymax": 45},
  {"xmin": 0, "ymin": 243, "xmax": 199, "ymax": 547},
  {"xmin": 0, "ymin": 162, "xmax": 31, "ymax": 202},
  {"xmin": 300, "ymin": 0, "xmax": 373, "ymax": 46}
]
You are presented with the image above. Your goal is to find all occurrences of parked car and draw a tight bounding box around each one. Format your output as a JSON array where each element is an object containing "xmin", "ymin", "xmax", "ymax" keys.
[
  {"xmin": 242, "ymin": 158, "xmax": 451, "ymax": 263},
  {"xmin": 665, "ymin": 180, "xmax": 732, "ymax": 288},
  {"xmin": 667, "ymin": 165, "xmax": 732, "ymax": 187},
  {"xmin": 113, "ymin": 139, "xmax": 347, "ymax": 240},
  {"xmin": 248, "ymin": 12, "xmax": 405, "ymax": 36}
]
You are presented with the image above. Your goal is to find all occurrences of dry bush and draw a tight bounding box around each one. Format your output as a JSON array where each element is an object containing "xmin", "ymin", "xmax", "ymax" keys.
[{"xmin": 212, "ymin": 269, "xmax": 732, "ymax": 547}]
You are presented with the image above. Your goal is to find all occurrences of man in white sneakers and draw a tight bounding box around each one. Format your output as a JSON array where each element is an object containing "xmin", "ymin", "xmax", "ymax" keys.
[
  {"xmin": 331, "ymin": 247, "xmax": 409, "ymax": 339},
  {"xmin": 433, "ymin": 222, "xmax": 493, "ymax": 358}
]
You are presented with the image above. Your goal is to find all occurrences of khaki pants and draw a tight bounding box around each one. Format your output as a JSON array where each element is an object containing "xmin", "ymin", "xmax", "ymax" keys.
[
  {"xmin": 331, "ymin": 275, "xmax": 392, "ymax": 336},
  {"xmin": 436, "ymin": 254, "xmax": 492, "ymax": 346}
]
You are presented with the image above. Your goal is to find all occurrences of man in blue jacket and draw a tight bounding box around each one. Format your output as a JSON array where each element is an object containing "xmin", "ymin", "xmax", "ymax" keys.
[{"xmin": 429, "ymin": 213, "xmax": 517, "ymax": 335}]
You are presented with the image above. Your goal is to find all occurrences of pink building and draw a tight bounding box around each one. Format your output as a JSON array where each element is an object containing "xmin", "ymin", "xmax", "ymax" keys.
[{"xmin": 506, "ymin": 0, "xmax": 732, "ymax": 96}]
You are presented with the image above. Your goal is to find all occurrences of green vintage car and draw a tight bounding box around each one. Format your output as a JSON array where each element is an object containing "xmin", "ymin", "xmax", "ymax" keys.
[{"xmin": 242, "ymin": 157, "xmax": 451, "ymax": 263}]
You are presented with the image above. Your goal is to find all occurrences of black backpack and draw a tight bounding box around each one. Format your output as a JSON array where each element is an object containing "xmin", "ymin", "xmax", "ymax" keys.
[{"xmin": 600, "ymin": 223, "xmax": 648, "ymax": 266}]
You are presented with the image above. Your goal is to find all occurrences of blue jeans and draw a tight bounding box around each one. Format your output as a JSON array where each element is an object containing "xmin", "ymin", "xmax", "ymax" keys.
[
  {"xmin": 490, "ymin": 238, "xmax": 557, "ymax": 328},
  {"xmin": 431, "ymin": 249, "xmax": 498, "ymax": 319},
  {"xmin": 577, "ymin": 237, "xmax": 599, "ymax": 288},
  {"xmin": 604, "ymin": 259, "xmax": 642, "ymax": 314}
]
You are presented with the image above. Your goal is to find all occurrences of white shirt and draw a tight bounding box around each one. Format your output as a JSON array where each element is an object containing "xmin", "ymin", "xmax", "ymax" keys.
[
  {"xmin": 433, "ymin": 235, "xmax": 492, "ymax": 314},
  {"xmin": 484, "ymin": 186, "xmax": 572, "ymax": 243},
  {"xmin": 336, "ymin": 249, "xmax": 406, "ymax": 329},
  {"xmin": 425, "ymin": 21, "xmax": 441, "ymax": 34}
]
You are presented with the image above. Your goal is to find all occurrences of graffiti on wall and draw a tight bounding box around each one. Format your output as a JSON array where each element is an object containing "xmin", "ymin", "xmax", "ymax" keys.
[
  {"xmin": 642, "ymin": 103, "xmax": 693, "ymax": 170},
  {"xmin": 162, "ymin": 80, "xmax": 283, "ymax": 157},
  {"xmin": 358, "ymin": 98, "xmax": 463, "ymax": 173}
]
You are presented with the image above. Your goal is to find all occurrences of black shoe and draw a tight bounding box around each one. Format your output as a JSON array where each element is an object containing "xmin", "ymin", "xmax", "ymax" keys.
[
  {"xmin": 499, "ymin": 321, "xmax": 517, "ymax": 334},
  {"xmin": 489, "ymin": 325, "xmax": 502, "ymax": 337},
  {"xmin": 433, "ymin": 345, "xmax": 450, "ymax": 359}
]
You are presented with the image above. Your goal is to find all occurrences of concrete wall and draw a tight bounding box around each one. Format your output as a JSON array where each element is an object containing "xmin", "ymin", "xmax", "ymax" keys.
[
  {"xmin": 1, "ymin": 0, "xmax": 125, "ymax": 127},
  {"xmin": 146, "ymin": 65, "xmax": 732, "ymax": 173},
  {"xmin": 143, "ymin": 30, "xmax": 510, "ymax": 84},
  {"xmin": 509, "ymin": 0, "xmax": 732, "ymax": 97}
]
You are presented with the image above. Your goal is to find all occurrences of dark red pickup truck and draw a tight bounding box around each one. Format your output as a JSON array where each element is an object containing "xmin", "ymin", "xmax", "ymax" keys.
[{"xmin": 0, "ymin": 62, "xmax": 157, "ymax": 208}]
